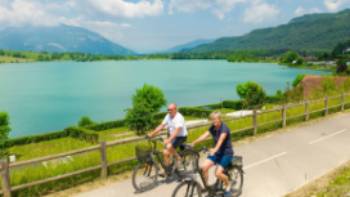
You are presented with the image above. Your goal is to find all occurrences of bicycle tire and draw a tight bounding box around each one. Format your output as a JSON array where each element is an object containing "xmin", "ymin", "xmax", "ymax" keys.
[
  {"xmin": 131, "ymin": 162, "xmax": 159, "ymax": 193},
  {"xmin": 172, "ymin": 180, "xmax": 203, "ymax": 197}
]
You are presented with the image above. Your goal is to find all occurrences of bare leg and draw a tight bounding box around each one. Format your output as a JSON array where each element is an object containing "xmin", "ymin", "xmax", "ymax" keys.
[
  {"xmin": 216, "ymin": 166, "xmax": 229, "ymax": 188},
  {"xmin": 201, "ymin": 159, "xmax": 215, "ymax": 185},
  {"xmin": 163, "ymin": 148, "xmax": 171, "ymax": 166}
]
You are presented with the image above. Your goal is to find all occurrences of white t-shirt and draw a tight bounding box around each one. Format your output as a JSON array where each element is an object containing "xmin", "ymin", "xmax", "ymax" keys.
[{"xmin": 162, "ymin": 112, "xmax": 188, "ymax": 137}]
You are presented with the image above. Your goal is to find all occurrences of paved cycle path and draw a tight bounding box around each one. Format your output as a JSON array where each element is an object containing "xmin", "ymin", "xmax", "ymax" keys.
[{"xmin": 75, "ymin": 112, "xmax": 350, "ymax": 197}]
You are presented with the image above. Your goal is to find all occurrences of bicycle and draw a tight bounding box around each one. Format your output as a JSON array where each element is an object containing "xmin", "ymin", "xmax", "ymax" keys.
[
  {"xmin": 172, "ymin": 147, "xmax": 244, "ymax": 197},
  {"xmin": 132, "ymin": 136, "xmax": 199, "ymax": 193}
]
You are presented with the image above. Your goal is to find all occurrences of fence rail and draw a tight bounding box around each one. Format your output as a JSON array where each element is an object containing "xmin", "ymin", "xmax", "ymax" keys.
[{"xmin": 1, "ymin": 93, "xmax": 350, "ymax": 197}]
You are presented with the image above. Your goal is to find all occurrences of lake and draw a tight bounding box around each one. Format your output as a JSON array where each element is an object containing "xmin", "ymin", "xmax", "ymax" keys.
[{"xmin": 0, "ymin": 60, "xmax": 327, "ymax": 137}]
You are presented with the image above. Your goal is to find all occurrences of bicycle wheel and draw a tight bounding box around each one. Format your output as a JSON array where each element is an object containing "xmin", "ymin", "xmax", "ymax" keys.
[
  {"xmin": 179, "ymin": 150, "xmax": 199, "ymax": 174},
  {"xmin": 132, "ymin": 162, "xmax": 159, "ymax": 193},
  {"xmin": 172, "ymin": 180, "xmax": 202, "ymax": 197},
  {"xmin": 227, "ymin": 166, "xmax": 244, "ymax": 197}
]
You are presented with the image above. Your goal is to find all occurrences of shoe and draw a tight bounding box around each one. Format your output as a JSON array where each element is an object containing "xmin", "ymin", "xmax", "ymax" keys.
[{"xmin": 224, "ymin": 191, "xmax": 232, "ymax": 197}]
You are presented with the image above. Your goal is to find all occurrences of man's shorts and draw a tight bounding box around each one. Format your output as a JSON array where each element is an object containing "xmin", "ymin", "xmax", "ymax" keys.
[
  {"xmin": 171, "ymin": 136, "xmax": 187, "ymax": 149},
  {"xmin": 208, "ymin": 154, "xmax": 233, "ymax": 169}
]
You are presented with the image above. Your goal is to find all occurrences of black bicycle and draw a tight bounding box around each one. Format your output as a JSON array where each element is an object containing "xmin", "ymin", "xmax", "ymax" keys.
[
  {"xmin": 132, "ymin": 136, "xmax": 199, "ymax": 193},
  {"xmin": 172, "ymin": 147, "xmax": 244, "ymax": 197}
]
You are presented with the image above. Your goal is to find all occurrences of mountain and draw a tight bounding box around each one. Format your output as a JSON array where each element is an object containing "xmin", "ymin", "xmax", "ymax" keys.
[
  {"xmin": 0, "ymin": 25, "xmax": 135, "ymax": 55},
  {"xmin": 190, "ymin": 9, "xmax": 350, "ymax": 54},
  {"xmin": 166, "ymin": 39, "xmax": 214, "ymax": 53}
]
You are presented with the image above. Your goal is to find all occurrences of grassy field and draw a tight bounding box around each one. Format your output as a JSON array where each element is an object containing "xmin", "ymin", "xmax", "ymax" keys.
[
  {"xmin": 286, "ymin": 161, "xmax": 350, "ymax": 197},
  {"xmin": 2, "ymin": 94, "xmax": 350, "ymax": 196}
]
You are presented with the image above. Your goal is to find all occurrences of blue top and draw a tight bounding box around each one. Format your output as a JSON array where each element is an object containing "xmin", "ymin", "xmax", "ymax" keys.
[{"xmin": 209, "ymin": 123, "xmax": 234, "ymax": 156}]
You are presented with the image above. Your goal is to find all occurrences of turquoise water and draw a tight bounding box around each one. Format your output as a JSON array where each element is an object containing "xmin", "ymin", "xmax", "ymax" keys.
[{"xmin": 0, "ymin": 60, "xmax": 327, "ymax": 137}]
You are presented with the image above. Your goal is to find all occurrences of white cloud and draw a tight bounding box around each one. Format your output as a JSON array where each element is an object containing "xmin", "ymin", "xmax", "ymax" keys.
[
  {"xmin": 294, "ymin": 6, "xmax": 321, "ymax": 16},
  {"xmin": 64, "ymin": 18, "xmax": 132, "ymax": 42},
  {"xmin": 168, "ymin": 0, "xmax": 245, "ymax": 20},
  {"xmin": 88, "ymin": 0, "xmax": 164, "ymax": 18},
  {"xmin": 243, "ymin": 0, "xmax": 280, "ymax": 24},
  {"xmin": 0, "ymin": 0, "xmax": 140, "ymax": 42},
  {"xmin": 324, "ymin": 0, "xmax": 350, "ymax": 11},
  {"xmin": 0, "ymin": 0, "xmax": 59, "ymax": 26}
]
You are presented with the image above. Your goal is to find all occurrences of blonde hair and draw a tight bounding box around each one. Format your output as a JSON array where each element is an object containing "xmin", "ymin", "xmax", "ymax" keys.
[{"xmin": 209, "ymin": 111, "xmax": 222, "ymax": 120}]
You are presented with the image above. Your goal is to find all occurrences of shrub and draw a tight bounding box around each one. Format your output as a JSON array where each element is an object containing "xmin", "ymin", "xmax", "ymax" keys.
[
  {"xmin": 280, "ymin": 51, "xmax": 304, "ymax": 65},
  {"xmin": 293, "ymin": 74, "xmax": 305, "ymax": 87},
  {"xmin": 0, "ymin": 112, "xmax": 11, "ymax": 157},
  {"xmin": 336, "ymin": 59, "xmax": 348, "ymax": 74},
  {"xmin": 236, "ymin": 81, "xmax": 266, "ymax": 109},
  {"xmin": 178, "ymin": 107, "xmax": 212, "ymax": 118},
  {"xmin": 126, "ymin": 84, "xmax": 166, "ymax": 135},
  {"xmin": 153, "ymin": 112, "xmax": 167, "ymax": 121},
  {"xmin": 197, "ymin": 103, "xmax": 223, "ymax": 110},
  {"xmin": 131, "ymin": 84, "xmax": 166, "ymax": 113},
  {"xmin": 87, "ymin": 119, "xmax": 126, "ymax": 131},
  {"xmin": 5, "ymin": 130, "xmax": 68, "ymax": 148},
  {"xmin": 64, "ymin": 127, "xmax": 98, "ymax": 144},
  {"xmin": 78, "ymin": 116, "xmax": 95, "ymax": 128},
  {"xmin": 222, "ymin": 100, "xmax": 244, "ymax": 109},
  {"xmin": 125, "ymin": 103, "xmax": 157, "ymax": 135}
]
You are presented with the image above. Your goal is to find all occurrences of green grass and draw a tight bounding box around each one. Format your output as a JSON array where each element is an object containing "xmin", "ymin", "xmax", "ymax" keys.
[
  {"xmin": 8, "ymin": 137, "xmax": 92, "ymax": 161},
  {"xmin": 316, "ymin": 165, "xmax": 350, "ymax": 197},
  {"xmin": 97, "ymin": 127, "xmax": 134, "ymax": 142},
  {"xmin": 2, "ymin": 94, "xmax": 349, "ymax": 196}
]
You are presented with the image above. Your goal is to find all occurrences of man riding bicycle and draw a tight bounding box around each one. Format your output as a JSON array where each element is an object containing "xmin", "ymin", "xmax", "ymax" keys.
[
  {"xmin": 191, "ymin": 111, "xmax": 234, "ymax": 197},
  {"xmin": 148, "ymin": 103, "xmax": 188, "ymax": 173}
]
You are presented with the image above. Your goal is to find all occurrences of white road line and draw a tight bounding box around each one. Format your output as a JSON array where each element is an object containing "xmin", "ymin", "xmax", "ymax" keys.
[
  {"xmin": 308, "ymin": 129, "xmax": 347, "ymax": 145},
  {"xmin": 243, "ymin": 152, "xmax": 287, "ymax": 170}
]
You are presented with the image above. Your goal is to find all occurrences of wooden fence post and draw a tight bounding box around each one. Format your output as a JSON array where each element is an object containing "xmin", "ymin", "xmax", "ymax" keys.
[
  {"xmin": 282, "ymin": 105, "xmax": 287, "ymax": 128},
  {"xmin": 341, "ymin": 93, "xmax": 345, "ymax": 111},
  {"xmin": 100, "ymin": 142, "xmax": 108, "ymax": 179},
  {"xmin": 304, "ymin": 100, "xmax": 309, "ymax": 121},
  {"xmin": 324, "ymin": 96, "xmax": 329, "ymax": 116},
  {"xmin": 252, "ymin": 109, "xmax": 258, "ymax": 135},
  {"xmin": 0, "ymin": 159, "xmax": 11, "ymax": 197}
]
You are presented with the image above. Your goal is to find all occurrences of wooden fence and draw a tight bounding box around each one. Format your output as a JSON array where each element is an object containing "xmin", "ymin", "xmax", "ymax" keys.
[{"xmin": 0, "ymin": 93, "xmax": 349, "ymax": 197}]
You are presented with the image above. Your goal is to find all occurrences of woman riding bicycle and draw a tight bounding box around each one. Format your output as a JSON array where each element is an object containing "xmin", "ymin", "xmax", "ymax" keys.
[{"xmin": 191, "ymin": 111, "xmax": 234, "ymax": 197}]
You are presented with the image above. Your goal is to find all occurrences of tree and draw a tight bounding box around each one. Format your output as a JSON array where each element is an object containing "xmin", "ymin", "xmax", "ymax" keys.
[
  {"xmin": 280, "ymin": 51, "xmax": 304, "ymax": 66},
  {"xmin": 126, "ymin": 84, "xmax": 166, "ymax": 135},
  {"xmin": 292, "ymin": 74, "xmax": 305, "ymax": 87},
  {"xmin": 336, "ymin": 59, "xmax": 348, "ymax": 74},
  {"xmin": 78, "ymin": 116, "xmax": 95, "ymax": 128},
  {"xmin": 0, "ymin": 112, "xmax": 11, "ymax": 158},
  {"xmin": 332, "ymin": 40, "xmax": 350, "ymax": 58},
  {"xmin": 125, "ymin": 103, "xmax": 156, "ymax": 135},
  {"xmin": 236, "ymin": 81, "xmax": 266, "ymax": 108}
]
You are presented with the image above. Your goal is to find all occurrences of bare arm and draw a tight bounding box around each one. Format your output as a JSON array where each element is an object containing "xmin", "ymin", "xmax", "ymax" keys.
[
  {"xmin": 191, "ymin": 131, "xmax": 211, "ymax": 146},
  {"xmin": 211, "ymin": 132, "xmax": 227, "ymax": 155},
  {"xmin": 148, "ymin": 123, "xmax": 166, "ymax": 137}
]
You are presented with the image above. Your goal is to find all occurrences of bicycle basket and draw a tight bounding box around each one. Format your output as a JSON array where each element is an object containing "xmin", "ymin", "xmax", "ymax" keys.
[
  {"xmin": 135, "ymin": 145, "xmax": 152, "ymax": 162},
  {"xmin": 232, "ymin": 156, "xmax": 243, "ymax": 167}
]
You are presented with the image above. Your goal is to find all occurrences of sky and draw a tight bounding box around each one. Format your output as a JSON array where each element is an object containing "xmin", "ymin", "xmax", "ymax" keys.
[{"xmin": 0, "ymin": 0, "xmax": 350, "ymax": 53}]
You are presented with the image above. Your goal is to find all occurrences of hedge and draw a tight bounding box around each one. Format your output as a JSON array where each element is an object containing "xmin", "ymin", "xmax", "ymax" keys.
[
  {"xmin": 179, "ymin": 107, "xmax": 212, "ymax": 118},
  {"xmin": 5, "ymin": 130, "xmax": 68, "ymax": 148},
  {"xmin": 153, "ymin": 112, "xmax": 167, "ymax": 121},
  {"xmin": 87, "ymin": 119, "xmax": 126, "ymax": 131},
  {"xmin": 64, "ymin": 127, "xmax": 99, "ymax": 144},
  {"xmin": 197, "ymin": 103, "xmax": 223, "ymax": 110},
  {"xmin": 265, "ymin": 95, "xmax": 283, "ymax": 103},
  {"xmin": 222, "ymin": 100, "xmax": 244, "ymax": 109}
]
